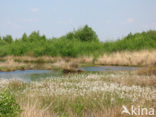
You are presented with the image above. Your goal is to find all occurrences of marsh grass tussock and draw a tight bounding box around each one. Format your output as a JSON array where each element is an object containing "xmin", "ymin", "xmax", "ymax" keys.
[
  {"xmin": 137, "ymin": 64, "xmax": 156, "ymax": 76},
  {"xmin": 0, "ymin": 71, "xmax": 155, "ymax": 117},
  {"xmin": 96, "ymin": 50, "xmax": 156, "ymax": 66}
]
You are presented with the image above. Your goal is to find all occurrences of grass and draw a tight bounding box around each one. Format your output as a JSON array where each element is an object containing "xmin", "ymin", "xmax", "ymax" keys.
[
  {"xmin": 0, "ymin": 50, "xmax": 156, "ymax": 72},
  {"xmin": 96, "ymin": 50, "xmax": 156, "ymax": 66},
  {"xmin": 137, "ymin": 64, "xmax": 156, "ymax": 76},
  {"xmin": 0, "ymin": 71, "xmax": 155, "ymax": 117}
]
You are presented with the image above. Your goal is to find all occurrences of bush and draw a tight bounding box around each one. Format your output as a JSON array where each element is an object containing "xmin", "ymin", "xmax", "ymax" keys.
[
  {"xmin": 65, "ymin": 25, "xmax": 99, "ymax": 42},
  {"xmin": 0, "ymin": 26, "xmax": 156, "ymax": 57},
  {"xmin": 2, "ymin": 35, "xmax": 13, "ymax": 44},
  {"xmin": 0, "ymin": 90, "xmax": 22, "ymax": 117},
  {"xmin": 74, "ymin": 25, "xmax": 99, "ymax": 41}
]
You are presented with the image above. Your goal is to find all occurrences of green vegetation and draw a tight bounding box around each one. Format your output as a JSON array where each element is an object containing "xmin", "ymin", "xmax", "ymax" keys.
[
  {"xmin": 0, "ymin": 90, "xmax": 22, "ymax": 117},
  {"xmin": 0, "ymin": 25, "xmax": 156, "ymax": 57}
]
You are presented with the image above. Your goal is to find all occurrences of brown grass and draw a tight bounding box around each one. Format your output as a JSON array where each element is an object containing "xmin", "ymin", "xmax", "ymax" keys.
[
  {"xmin": 106, "ymin": 73, "xmax": 156, "ymax": 87},
  {"xmin": 0, "ymin": 71, "xmax": 155, "ymax": 117},
  {"xmin": 0, "ymin": 56, "xmax": 79, "ymax": 72},
  {"xmin": 1, "ymin": 50, "xmax": 156, "ymax": 72},
  {"xmin": 20, "ymin": 99, "xmax": 53, "ymax": 117},
  {"xmin": 137, "ymin": 64, "xmax": 156, "ymax": 76},
  {"xmin": 21, "ymin": 102, "xmax": 125, "ymax": 117},
  {"xmin": 96, "ymin": 50, "xmax": 156, "ymax": 66}
]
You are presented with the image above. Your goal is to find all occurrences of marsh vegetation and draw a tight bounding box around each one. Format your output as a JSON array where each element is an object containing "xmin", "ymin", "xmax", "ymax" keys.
[
  {"xmin": 0, "ymin": 25, "xmax": 156, "ymax": 117},
  {"xmin": 0, "ymin": 71, "xmax": 155, "ymax": 117}
]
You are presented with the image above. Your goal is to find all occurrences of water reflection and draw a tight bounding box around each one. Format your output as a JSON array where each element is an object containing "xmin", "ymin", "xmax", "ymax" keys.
[
  {"xmin": 81, "ymin": 66, "xmax": 140, "ymax": 72},
  {"xmin": 0, "ymin": 70, "xmax": 61, "ymax": 82}
]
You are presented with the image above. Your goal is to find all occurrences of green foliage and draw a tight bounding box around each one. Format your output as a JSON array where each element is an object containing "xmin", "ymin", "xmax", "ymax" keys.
[
  {"xmin": 0, "ymin": 90, "xmax": 22, "ymax": 117},
  {"xmin": 0, "ymin": 25, "xmax": 156, "ymax": 57},
  {"xmin": 69, "ymin": 99, "xmax": 84, "ymax": 117},
  {"xmin": 75, "ymin": 25, "xmax": 99, "ymax": 41},
  {"xmin": 21, "ymin": 33, "xmax": 27, "ymax": 41},
  {"xmin": 65, "ymin": 25, "xmax": 99, "ymax": 41},
  {"xmin": 92, "ymin": 53, "xmax": 99, "ymax": 64},
  {"xmin": 3, "ymin": 35, "xmax": 13, "ymax": 44}
]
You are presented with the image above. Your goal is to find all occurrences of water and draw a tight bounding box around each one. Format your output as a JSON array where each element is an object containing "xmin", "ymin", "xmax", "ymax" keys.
[
  {"xmin": 81, "ymin": 66, "xmax": 140, "ymax": 72},
  {"xmin": 0, "ymin": 70, "xmax": 60, "ymax": 82},
  {"xmin": 0, "ymin": 66, "xmax": 139, "ymax": 82}
]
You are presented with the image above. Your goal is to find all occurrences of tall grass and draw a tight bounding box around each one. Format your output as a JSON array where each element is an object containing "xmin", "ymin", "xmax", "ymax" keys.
[
  {"xmin": 0, "ymin": 25, "xmax": 156, "ymax": 57},
  {"xmin": 0, "ymin": 72, "xmax": 155, "ymax": 117}
]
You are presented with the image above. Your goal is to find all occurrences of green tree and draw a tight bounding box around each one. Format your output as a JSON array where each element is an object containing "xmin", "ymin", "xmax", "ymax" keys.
[
  {"xmin": 66, "ymin": 32, "xmax": 75, "ymax": 39},
  {"xmin": 28, "ymin": 31, "xmax": 40, "ymax": 42},
  {"xmin": 125, "ymin": 32, "xmax": 133, "ymax": 40},
  {"xmin": 75, "ymin": 25, "xmax": 99, "ymax": 41},
  {"xmin": 28, "ymin": 31, "xmax": 46, "ymax": 42},
  {"xmin": 21, "ymin": 33, "xmax": 27, "ymax": 41},
  {"xmin": 3, "ymin": 35, "xmax": 13, "ymax": 44}
]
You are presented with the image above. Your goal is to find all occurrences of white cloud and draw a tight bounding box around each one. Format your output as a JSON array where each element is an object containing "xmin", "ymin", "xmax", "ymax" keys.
[{"xmin": 31, "ymin": 8, "xmax": 40, "ymax": 13}]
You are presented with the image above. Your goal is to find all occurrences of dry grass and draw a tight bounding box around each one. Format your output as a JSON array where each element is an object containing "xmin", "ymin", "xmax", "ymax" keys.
[
  {"xmin": 20, "ymin": 100, "xmax": 52, "ymax": 117},
  {"xmin": 0, "ymin": 56, "xmax": 79, "ymax": 72},
  {"xmin": 0, "ymin": 71, "xmax": 155, "ymax": 117},
  {"xmin": 1, "ymin": 50, "xmax": 156, "ymax": 71},
  {"xmin": 0, "ymin": 57, "xmax": 26, "ymax": 71},
  {"xmin": 101, "ymin": 72, "xmax": 156, "ymax": 87},
  {"xmin": 96, "ymin": 50, "xmax": 156, "ymax": 66},
  {"xmin": 137, "ymin": 64, "xmax": 156, "ymax": 76}
]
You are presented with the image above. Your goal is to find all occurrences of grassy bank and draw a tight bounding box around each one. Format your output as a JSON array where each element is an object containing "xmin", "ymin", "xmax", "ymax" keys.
[
  {"xmin": 0, "ymin": 25, "xmax": 156, "ymax": 57},
  {"xmin": 0, "ymin": 71, "xmax": 155, "ymax": 117},
  {"xmin": 0, "ymin": 50, "xmax": 156, "ymax": 72}
]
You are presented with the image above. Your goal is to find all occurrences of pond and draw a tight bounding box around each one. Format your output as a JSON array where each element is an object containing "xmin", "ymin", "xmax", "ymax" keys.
[
  {"xmin": 0, "ymin": 70, "xmax": 61, "ymax": 82},
  {"xmin": 81, "ymin": 66, "xmax": 140, "ymax": 72},
  {"xmin": 0, "ymin": 66, "xmax": 140, "ymax": 82}
]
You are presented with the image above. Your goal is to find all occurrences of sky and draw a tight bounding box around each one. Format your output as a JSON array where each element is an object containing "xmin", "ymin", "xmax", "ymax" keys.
[{"xmin": 0, "ymin": 0, "xmax": 156, "ymax": 41}]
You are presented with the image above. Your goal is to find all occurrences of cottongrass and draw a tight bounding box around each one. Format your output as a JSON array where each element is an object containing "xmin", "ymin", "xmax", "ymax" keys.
[
  {"xmin": 0, "ymin": 71, "xmax": 155, "ymax": 117},
  {"xmin": 27, "ymin": 74, "xmax": 154, "ymax": 102}
]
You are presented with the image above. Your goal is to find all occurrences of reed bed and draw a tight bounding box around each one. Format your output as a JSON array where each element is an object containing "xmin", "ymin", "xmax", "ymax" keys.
[{"xmin": 1, "ymin": 50, "xmax": 156, "ymax": 72}]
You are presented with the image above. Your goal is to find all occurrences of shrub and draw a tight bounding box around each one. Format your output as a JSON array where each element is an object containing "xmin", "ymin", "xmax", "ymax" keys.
[
  {"xmin": 0, "ymin": 26, "xmax": 156, "ymax": 57},
  {"xmin": 65, "ymin": 25, "xmax": 99, "ymax": 42},
  {"xmin": 0, "ymin": 90, "xmax": 22, "ymax": 117},
  {"xmin": 2, "ymin": 35, "xmax": 13, "ymax": 44},
  {"xmin": 74, "ymin": 25, "xmax": 99, "ymax": 41}
]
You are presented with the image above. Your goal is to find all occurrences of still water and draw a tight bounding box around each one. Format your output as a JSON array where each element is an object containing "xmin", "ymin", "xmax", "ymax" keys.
[
  {"xmin": 0, "ymin": 66, "xmax": 140, "ymax": 82},
  {"xmin": 0, "ymin": 70, "xmax": 59, "ymax": 82},
  {"xmin": 81, "ymin": 66, "xmax": 139, "ymax": 72}
]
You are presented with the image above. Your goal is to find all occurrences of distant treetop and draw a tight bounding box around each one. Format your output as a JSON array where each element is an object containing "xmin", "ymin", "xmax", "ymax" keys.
[{"xmin": 66, "ymin": 25, "xmax": 99, "ymax": 41}]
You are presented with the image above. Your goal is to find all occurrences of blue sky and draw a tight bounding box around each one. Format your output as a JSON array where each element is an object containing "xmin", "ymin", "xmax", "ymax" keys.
[{"xmin": 0, "ymin": 0, "xmax": 156, "ymax": 41}]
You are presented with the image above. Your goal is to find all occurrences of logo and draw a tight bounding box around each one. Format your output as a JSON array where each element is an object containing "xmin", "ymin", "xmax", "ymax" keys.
[{"xmin": 121, "ymin": 105, "xmax": 155, "ymax": 116}]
